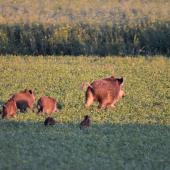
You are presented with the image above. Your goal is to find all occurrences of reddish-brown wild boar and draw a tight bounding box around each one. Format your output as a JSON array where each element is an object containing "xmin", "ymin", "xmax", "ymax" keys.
[
  {"xmin": 2, "ymin": 99, "xmax": 17, "ymax": 119},
  {"xmin": 79, "ymin": 75, "xmax": 125, "ymax": 110},
  {"xmin": 37, "ymin": 96, "xmax": 57, "ymax": 114},
  {"xmin": 11, "ymin": 89, "xmax": 36, "ymax": 112}
]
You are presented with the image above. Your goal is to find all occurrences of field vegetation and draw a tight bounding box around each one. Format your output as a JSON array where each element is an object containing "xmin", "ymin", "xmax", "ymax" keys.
[
  {"xmin": 0, "ymin": 55, "xmax": 170, "ymax": 169},
  {"xmin": 0, "ymin": 0, "xmax": 170, "ymax": 56}
]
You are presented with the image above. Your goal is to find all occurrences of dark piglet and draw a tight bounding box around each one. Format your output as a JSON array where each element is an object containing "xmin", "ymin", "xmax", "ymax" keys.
[
  {"xmin": 12, "ymin": 89, "xmax": 36, "ymax": 112},
  {"xmin": 79, "ymin": 75, "xmax": 125, "ymax": 110},
  {"xmin": 44, "ymin": 117, "xmax": 56, "ymax": 126},
  {"xmin": 37, "ymin": 96, "xmax": 57, "ymax": 114},
  {"xmin": 80, "ymin": 115, "xmax": 91, "ymax": 130},
  {"xmin": 16, "ymin": 100, "xmax": 29, "ymax": 113},
  {"xmin": 2, "ymin": 99, "xmax": 17, "ymax": 119}
]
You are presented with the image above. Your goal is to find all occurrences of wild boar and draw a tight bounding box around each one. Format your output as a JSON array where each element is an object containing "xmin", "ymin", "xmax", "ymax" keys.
[
  {"xmin": 44, "ymin": 117, "xmax": 56, "ymax": 126},
  {"xmin": 2, "ymin": 99, "xmax": 17, "ymax": 119},
  {"xmin": 11, "ymin": 89, "xmax": 36, "ymax": 112},
  {"xmin": 16, "ymin": 100, "xmax": 29, "ymax": 113},
  {"xmin": 37, "ymin": 96, "xmax": 57, "ymax": 114},
  {"xmin": 80, "ymin": 115, "xmax": 91, "ymax": 130},
  {"xmin": 79, "ymin": 75, "xmax": 125, "ymax": 110}
]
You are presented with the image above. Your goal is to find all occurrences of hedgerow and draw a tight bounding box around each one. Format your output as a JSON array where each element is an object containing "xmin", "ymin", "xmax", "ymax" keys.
[{"xmin": 0, "ymin": 0, "xmax": 170, "ymax": 56}]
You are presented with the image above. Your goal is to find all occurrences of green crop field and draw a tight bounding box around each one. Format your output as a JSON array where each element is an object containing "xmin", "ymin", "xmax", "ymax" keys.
[{"xmin": 0, "ymin": 55, "xmax": 170, "ymax": 169}]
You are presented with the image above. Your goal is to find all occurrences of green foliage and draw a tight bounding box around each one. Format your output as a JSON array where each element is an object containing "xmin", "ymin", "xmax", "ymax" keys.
[
  {"xmin": 0, "ymin": 0, "xmax": 170, "ymax": 56},
  {"xmin": 0, "ymin": 55, "xmax": 170, "ymax": 169}
]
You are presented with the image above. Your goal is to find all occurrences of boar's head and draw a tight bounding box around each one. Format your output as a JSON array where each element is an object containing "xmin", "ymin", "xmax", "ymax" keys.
[{"xmin": 118, "ymin": 76, "xmax": 125, "ymax": 99}]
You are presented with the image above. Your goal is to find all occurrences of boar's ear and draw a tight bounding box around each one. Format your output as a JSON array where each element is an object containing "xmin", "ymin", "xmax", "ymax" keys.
[
  {"xmin": 110, "ymin": 75, "xmax": 114, "ymax": 78},
  {"xmin": 118, "ymin": 76, "xmax": 125, "ymax": 86},
  {"xmin": 10, "ymin": 95, "xmax": 13, "ymax": 99},
  {"xmin": 29, "ymin": 89, "xmax": 33, "ymax": 94},
  {"xmin": 11, "ymin": 99, "xmax": 15, "ymax": 102}
]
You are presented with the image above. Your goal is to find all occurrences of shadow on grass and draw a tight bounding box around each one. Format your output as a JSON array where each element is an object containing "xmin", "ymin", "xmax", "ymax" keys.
[
  {"xmin": 0, "ymin": 120, "xmax": 170, "ymax": 170},
  {"xmin": 1, "ymin": 119, "xmax": 170, "ymax": 137}
]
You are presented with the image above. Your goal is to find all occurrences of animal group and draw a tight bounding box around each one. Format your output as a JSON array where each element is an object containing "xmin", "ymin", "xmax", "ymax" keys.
[{"xmin": 0, "ymin": 75, "xmax": 125, "ymax": 129}]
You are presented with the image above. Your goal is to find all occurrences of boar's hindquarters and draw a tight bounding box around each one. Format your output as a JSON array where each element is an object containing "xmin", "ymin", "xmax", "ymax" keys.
[
  {"xmin": 79, "ymin": 82, "xmax": 94, "ymax": 108},
  {"xmin": 85, "ymin": 87, "xmax": 94, "ymax": 107}
]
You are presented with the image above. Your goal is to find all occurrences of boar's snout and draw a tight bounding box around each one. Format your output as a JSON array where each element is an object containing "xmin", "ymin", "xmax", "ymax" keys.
[
  {"xmin": 122, "ymin": 92, "xmax": 125, "ymax": 97},
  {"xmin": 32, "ymin": 96, "xmax": 36, "ymax": 101},
  {"xmin": 119, "ymin": 87, "xmax": 125, "ymax": 99}
]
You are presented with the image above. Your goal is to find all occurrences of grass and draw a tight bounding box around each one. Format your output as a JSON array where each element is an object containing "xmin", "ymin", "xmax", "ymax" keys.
[{"xmin": 0, "ymin": 55, "xmax": 170, "ymax": 169}]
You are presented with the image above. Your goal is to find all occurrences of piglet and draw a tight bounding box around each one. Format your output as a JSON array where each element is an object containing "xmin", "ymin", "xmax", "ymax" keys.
[
  {"xmin": 2, "ymin": 99, "xmax": 17, "ymax": 119},
  {"xmin": 37, "ymin": 96, "xmax": 57, "ymax": 114},
  {"xmin": 44, "ymin": 117, "xmax": 56, "ymax": 126},
  {"xmin": 80, "ymin": 115, "xmax": 91, "ymax": 130},
  {"xmin": 12, "ymin": 89, "xmax": 36, "ymax": 112}
]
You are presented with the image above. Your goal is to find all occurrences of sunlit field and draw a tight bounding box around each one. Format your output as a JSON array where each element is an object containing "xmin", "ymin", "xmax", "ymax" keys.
[{"xmin": 0, "ymin": 55, "xmax": 170, "ymax": 169}]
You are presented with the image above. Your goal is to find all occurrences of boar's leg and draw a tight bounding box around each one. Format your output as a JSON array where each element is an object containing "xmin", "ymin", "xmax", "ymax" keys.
[
  {"xmin": 11, "ymin": 113, "xmax": 16, "ymax": 118},
  {"xmin": 38, "ymin": 108, "xmax": 41, "ymax": 113},
  {"xmin": 24, "ymin": 107, "xmax": 27, "ymax": 112},
  {"xmin": 23, "ymin": 107, "xmax": 27, "ymax": 113},
  {"xmin": 85, "ymin": 97, "xmax": 94, "ymax": 108},
  {"xmin": 7, "ymin": 113, "xmax": 16, "ymax": 118},
  {"xmin": 98, "ymin": 98, "xmax": 109, "ymax": 110},
  {"xmin": 105, "ymin": 104, "xmax": 116, "ymax": 111},
  {"xmin": 98, "ymin": 103, "xmax": 103, "ymax": 110},
  {"xmin": 2, "ymin": 113, "xmax": 7, "ymax": 119},
  {"xmin": 37, "ymin": 105, "xmax": 42, "ymax": 113},
  {"xmin": 98, "ymin": 101, "xmax": 105, "ymax": 110},
  {"xmin": 20, "ymin": 107, "xmax": 25, "ymax": 113},
  {"xmin": 28, "ymin": 103, "xmax": 35, "ymax": 112},
  {"xmin": 41, "ymin": 108, "xmax": 48, "ymax": 115}
]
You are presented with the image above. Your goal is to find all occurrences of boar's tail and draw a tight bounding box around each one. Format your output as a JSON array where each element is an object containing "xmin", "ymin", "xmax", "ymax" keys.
[{"xmin": 79, "ymin": 83, "xmax": 93, "ymax": 91}]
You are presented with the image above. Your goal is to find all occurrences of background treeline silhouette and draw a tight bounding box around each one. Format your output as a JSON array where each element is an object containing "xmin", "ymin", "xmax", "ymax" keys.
[{"xmin": 0, "ymin": 0, "xmax": 170, "ymax": 56}]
